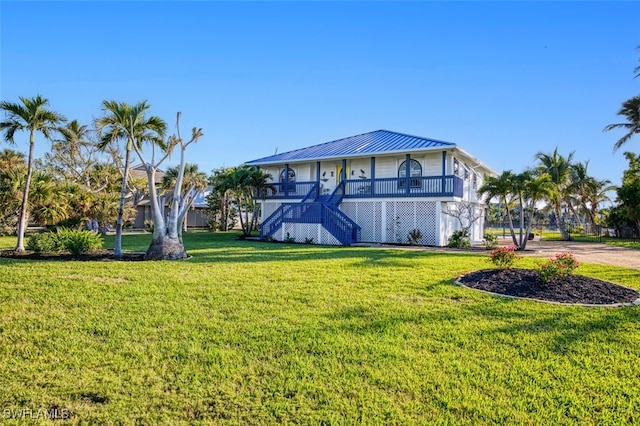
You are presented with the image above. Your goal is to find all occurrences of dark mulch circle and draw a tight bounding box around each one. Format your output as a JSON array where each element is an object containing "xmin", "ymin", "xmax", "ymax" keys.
[
  {"xmin": 0, "ymin": 249, "xmax": 146, "ymax": 262},
  {"xmin": 458, "ymin": 268, "xmax": 640, "ymax": 305}
]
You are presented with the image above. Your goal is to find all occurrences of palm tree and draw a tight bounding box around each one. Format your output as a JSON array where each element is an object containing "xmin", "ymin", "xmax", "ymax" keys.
[
  {"xmin": 51, "ymin": 120, "xmax": 92, "ymax": 183},
  {"xmin": 566, "ymin": 161, "xmax": 592, "ymax": 229},
  {"xmin": 535, "ymin": 148, "xmax": 574, "ymax": 241},
  {"xmin": 478, "ymin": 171, "xmax": 519, "ymax": 246},
  {"xmin": 568, "ymin": 161, "xmax": 614, "ymax": 232},
  {"xmin": 227, "ymin": 166, "xmax": 253, "ymax": 236},
  {"xmin": 0, "ymin": 95, "xmax": 66, "ymax": 251},
  {"xmin": 519, "ymin": 171, "xmax": 553, "ymax": 250},
  {"xmin": 95, "ymin": 100, "xmax": 166, "ymax": 257},
  {"xmin": 246, "ymin": 168, "xmax": 275, "ymax": 233},
  {"xmin": 27, "ymin": 171, "xmax": 70, "ymax": 227},
  {"xmin": 603, "ymin": 95, "xmax": 640, "ymax": 152},
  {"xmin": 206, "ymin": 167, "xmax": 237, "ymax": 231},
  {"xmin": 0, "ymin": 148, "xmax": 25, "ymax": 170}
]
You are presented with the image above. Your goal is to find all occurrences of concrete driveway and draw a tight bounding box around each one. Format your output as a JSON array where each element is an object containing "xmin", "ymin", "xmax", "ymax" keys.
[{"xmin": 505, "ymin": 239, "xmax": 640, "ymax": 270}]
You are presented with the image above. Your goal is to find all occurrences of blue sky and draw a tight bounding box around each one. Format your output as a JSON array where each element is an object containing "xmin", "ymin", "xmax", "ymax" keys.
[{"xmin": 1, "ymin": 1, "xmax": 639, "ymax": 190}]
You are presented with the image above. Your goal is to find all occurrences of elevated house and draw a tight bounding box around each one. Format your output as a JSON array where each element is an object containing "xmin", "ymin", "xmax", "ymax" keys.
[{"xmin": 245, "ymin": 130, "xmax": 497, "ymax": 246}]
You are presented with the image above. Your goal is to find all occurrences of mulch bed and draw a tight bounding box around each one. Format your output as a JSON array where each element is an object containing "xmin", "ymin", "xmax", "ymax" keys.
[
  {"xmin": 458, "ymin": 268, "xmax": 640, "ymax": 305},
  {"xmin": 0, "ymin": 249, "xmax": 146, "ymax": 262}
]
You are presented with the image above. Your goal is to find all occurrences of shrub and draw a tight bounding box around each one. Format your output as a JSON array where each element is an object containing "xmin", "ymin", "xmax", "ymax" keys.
[
  {"xmin": 488, "ymin": 245, "xmax": 519, "ymax": 268},
  {"xmin": 483, "ymin": 233, "xmax": 498, "ymax": 250},
  {"xmin": 408, "ymin": 229, "xmax": 422, "ymax": 245},
  {"xmin": 26, "ymin": 233, "xmax": 60, "ymax": 253},
  {"xmin": 538, "ymin": 252, "xmax": 580, "ymax": 284},
  {"xmin": 28, "ymin": 228, "xmax": 103, "ymax": 255},
  {"xmin": 284, "ymin": 233, "xmax": 295, "ymax": 244},
  {"xmin": 448, "ymin": 230, "xmax": 470, "ymax": 248},
  {"xmin": 304, "ymin": 237, "xmax": 314, "ymax": 244},
  {"xmin": 56, "ymin": 228, "xmax": 103, "ymax": 255}
]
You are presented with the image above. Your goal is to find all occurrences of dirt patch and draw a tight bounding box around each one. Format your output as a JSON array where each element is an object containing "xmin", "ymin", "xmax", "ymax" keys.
[
  {"xmin": 458, "ymin": 268, "xmax": 640, "ymax": 305},
  {"xmin": 0, "ymin": 249, "xmax": 146, "ymax": 262}
]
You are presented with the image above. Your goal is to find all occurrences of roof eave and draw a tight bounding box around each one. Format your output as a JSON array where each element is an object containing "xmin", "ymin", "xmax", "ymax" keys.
[{"xmin": 451, "ymin": 146, "xmax": 499, "ymax": 176}]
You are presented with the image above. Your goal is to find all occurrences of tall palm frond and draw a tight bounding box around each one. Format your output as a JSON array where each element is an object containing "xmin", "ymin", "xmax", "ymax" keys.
[{"xmin": 603, "ymin": 95, "xmax": 640, "ymax": 151}]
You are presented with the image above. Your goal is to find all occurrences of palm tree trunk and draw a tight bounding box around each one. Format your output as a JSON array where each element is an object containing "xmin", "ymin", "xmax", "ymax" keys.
[
  {"xmin": 504, "ymin": 206, "xmax": 518, "ymax": 247},
  {"xmin": 518, "ymin": 197, "xmax": 525, "ymax": 248},
  {"xmin": 238, "ymin": 199, "xmax": 246, "ymax": 235},
  {"xmin": 251, "ymin": 201, "xmax": 261, "ymax": 233},
  {"xmin": 15, "ymin": 131, "xmax": 36, "ymax": 252},
  {"xmin": 555, "ymin": 203, "xmax": 572, "ymax": 241},
  {"xmin": 114, "ymin": 148, "xmax": 131, "ymax": 257}
]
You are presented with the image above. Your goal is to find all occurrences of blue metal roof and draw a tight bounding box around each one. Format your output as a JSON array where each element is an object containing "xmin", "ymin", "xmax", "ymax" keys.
[{"xmin": 245, "ymin": 130, "xmax": 456, "ymax": 165}]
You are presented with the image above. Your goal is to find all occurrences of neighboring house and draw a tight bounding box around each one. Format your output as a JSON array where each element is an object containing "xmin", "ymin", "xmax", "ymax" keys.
[
  {"xmin": 245, "ymin": 130, "xmax": 497, "ymax": 246},
  {"xmin": 131, "ymin": 165, "xmax": 210, "ymax": 229}
]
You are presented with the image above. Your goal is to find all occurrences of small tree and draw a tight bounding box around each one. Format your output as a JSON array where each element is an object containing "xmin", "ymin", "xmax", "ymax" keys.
[
  {"xmin": 442, "ymin": 200, "xmax": 483, "ymax": 247},
  {"xmin": 206, "ymin": 167, "xmax": 238, "ymax": 232},
  {"xmin": 228, "ymin": 165, "xmax": 275, "ymax": 237}
]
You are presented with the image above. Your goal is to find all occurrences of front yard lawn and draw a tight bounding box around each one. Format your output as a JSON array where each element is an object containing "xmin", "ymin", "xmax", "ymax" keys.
[{"xmin": 0, "ymin": 232, "xmax": 639, "ymax": 424}]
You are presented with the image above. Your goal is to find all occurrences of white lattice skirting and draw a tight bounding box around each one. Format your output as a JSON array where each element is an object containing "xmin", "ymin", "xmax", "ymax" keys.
[{"xmin": 341, "ymin": 200, "xmax": 438, "ymax": 245}]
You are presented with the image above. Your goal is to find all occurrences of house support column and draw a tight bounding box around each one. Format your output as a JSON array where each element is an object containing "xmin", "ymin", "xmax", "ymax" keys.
[
  {"xmin": 341, "ymin": 159, "xmax": 347, "ymax": 182},
  {"xmin": 370, "ymin": 157, "xmax": 376, "ymax": 195},
  {"xmin": 441, "ymin": 151, "xmax": 447, "ymax": 194},
  {"xmin": 405, "ymin": 154, "xmax": 411, "ymax": 194}
]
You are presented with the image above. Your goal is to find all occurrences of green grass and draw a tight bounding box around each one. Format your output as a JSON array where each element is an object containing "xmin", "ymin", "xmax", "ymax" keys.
[{"xmin": 1, "ymin": 232, "xmax": 639, "ymax": 424}]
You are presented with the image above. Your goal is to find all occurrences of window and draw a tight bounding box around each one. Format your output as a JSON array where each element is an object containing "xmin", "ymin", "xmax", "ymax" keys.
[
  {"xmin": 279, "ymin": 167, "xmax": 296, "ymax": 182},
  {"xmin": 473, "ymin": 174, "xmax": 478, "ymax": 189},
  {"xmin": 398, "ymin": 159, "xmax": 422, "ymax": 188},
  {"xmin": 279, "ymin": 167, "xmax": 296, "ymax": 192},
  {"xmin": 453, "ymin": 158, "xmax": 460, "ymax": 176}
]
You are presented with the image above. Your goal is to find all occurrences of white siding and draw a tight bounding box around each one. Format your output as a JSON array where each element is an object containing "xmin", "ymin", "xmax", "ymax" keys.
[{"xmin": 422, "ymin": 152, "xmax": 442, "ymax": 176}]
